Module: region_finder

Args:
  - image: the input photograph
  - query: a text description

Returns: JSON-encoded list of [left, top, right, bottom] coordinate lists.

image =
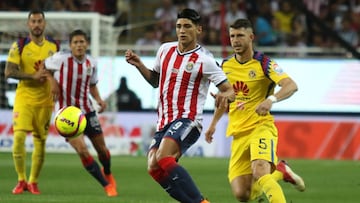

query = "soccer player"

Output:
[[42, 29, 117, 197], [125, 8, 235, 203], [4, 10, 60, 195], [205, 19, 305, 203]]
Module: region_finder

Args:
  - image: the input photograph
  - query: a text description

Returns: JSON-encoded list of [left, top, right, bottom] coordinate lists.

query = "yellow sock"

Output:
[[249, 180, 263, 200], [29, 136, 46, 183], [258, 174, 286, 203], [12, 131, 27, 181], [271, 169, 284, 181]]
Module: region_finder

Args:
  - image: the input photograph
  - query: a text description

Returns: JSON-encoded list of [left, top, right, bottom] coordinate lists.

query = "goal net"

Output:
[[0, 11, 115, 57]]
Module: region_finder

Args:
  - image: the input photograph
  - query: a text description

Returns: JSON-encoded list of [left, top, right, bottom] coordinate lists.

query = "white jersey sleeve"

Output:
[[44, 51, 66, 71]]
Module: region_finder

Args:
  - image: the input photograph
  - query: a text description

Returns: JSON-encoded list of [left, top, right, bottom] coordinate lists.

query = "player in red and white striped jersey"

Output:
[[126, 8, 234, 203], [44, 29, 117, 197]]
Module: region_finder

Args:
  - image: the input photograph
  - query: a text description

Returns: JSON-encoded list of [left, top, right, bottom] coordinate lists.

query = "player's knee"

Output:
[[251, 159, 272, 180], [233, 189, 250, 202]]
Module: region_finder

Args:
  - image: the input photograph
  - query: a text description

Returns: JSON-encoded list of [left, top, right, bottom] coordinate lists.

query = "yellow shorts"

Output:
[[13, 104, 53, 139], [228, 121, 278, 183]]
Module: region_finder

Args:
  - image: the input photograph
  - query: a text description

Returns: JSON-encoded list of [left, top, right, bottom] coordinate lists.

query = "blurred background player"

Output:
[[125, 8, 234, 203], [205, 19, 305, 203], [4, 10, 60, 195], [43, 29, 117, 197]]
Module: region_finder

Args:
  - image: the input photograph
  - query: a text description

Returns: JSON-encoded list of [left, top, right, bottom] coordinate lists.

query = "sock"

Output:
[[98, 149, 111, 175], [258, 174, 286, 203], [81, 155, 108, 187], [249, 180, 263, 201], [271, 169, 284, 181], [149, 168, 193, 203], [29, 136, 46, 183], [158, 157, 203, 202], [12, 131, 27, 181]]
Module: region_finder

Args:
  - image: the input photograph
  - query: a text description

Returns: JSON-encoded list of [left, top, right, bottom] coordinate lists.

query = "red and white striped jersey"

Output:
[[45, 51, 98, 113], [153, 42, 227, 131]]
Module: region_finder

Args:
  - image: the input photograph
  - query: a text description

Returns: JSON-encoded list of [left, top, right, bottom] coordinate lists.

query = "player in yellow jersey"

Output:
[[5, 10, 59, 195], [205, 19, 305, 203]]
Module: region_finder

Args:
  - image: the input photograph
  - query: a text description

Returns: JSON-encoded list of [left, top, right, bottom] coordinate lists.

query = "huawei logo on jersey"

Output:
[[233, 81, 249, 96]]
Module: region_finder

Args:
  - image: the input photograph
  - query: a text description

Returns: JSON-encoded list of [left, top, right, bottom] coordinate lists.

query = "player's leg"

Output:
[[12, 130, 28, 194], [85, 112, 117, 189], [11, 104, 33, 194], [156, 119, 206, 202], [27, 107, 52, 194], [68, 135, 116, 197], [228, 133, 257, 202], [89, 134, 117, 188], [250, 122, 285, 203], [147, 126, 194, 203]]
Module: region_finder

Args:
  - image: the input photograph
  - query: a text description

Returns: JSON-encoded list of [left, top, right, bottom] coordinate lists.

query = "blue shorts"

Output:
[[149, 118, 201, 155], [84, 111, 103, 137]]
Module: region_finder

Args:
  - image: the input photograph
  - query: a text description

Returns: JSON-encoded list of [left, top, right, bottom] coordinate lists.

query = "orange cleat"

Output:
[[12, 181, 28, 194], [101, 168, 117, 189], [27, 182, 41, 195], [277, 160, 305, 192], [200, 199, 210, 203], [104, 184, 118, 197]]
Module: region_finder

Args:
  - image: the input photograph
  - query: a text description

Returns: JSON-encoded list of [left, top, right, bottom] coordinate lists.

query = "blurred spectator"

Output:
[[337, 15, 359, 47], [135, 26, 161, 55], [187, 0, 213, 19], [116, 77, 142, 111], [252, 0, 278, 46], [225, 0, 247, 26], [202, 28, 221, 45], [273, 0, 296, 43], [154, 0, 178, 40]]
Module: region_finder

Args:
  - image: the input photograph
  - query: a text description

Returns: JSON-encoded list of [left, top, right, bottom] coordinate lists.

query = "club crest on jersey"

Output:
[[185, 62, 194, 72], [86, 62, 92, 75], [248, 70, 256, 79], [273, 63, 284, 75]]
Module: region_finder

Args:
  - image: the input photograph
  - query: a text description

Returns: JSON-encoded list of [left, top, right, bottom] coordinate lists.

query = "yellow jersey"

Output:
[[222, 51, 289, 136], [7, 36, 59, 107]]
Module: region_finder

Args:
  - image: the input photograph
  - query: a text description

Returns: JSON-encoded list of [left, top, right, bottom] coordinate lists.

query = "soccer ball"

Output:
[[54, 106, 87, 138]]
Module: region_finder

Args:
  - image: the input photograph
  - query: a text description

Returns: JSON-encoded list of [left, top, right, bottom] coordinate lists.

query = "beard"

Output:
[[31, 29, 43, 38]]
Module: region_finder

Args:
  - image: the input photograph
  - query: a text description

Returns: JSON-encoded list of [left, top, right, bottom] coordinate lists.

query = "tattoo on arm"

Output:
[[5, 62, 33, 80]]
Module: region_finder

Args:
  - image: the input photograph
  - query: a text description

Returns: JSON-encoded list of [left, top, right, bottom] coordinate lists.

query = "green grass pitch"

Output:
[[0, 152, 359, 203]]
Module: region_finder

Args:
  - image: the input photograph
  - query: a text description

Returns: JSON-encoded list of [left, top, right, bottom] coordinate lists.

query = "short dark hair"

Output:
[[177, 8, 201, 25], [28, 10, 45, 19], [69, 29, 88, 42], [229, 19, 253, 30]]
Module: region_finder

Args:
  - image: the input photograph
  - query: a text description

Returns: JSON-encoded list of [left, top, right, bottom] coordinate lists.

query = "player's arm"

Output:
[[125, 49, 159, 88], [4, 61, 46, 81], [271, 77, 298, 102], [256, 77, 298, 116], [90, 84, 106, 113], [205, 97, 228, 143]]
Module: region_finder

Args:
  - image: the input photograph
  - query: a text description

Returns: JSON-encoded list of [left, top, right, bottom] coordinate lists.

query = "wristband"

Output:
[[267, 95, 277, 103]]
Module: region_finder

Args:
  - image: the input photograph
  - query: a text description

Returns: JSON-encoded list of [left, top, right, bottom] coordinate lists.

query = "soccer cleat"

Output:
[[27, 182, 41, 195], [277, 160, 306, 192], [101, 168, 117, 189], [12, 181, 28, 194], [200, 198, 210, 203], [104, 184, 118, 197]]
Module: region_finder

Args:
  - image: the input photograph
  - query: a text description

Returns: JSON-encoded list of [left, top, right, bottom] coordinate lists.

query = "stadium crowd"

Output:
[[0, 0, 359, 50]]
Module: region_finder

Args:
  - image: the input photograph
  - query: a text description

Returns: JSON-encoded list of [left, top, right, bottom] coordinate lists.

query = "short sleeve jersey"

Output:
[[153, 42, 227, 131], [222, 51, 289, 136], [45, 51, 98, 113], [7, 36, 59, 107]]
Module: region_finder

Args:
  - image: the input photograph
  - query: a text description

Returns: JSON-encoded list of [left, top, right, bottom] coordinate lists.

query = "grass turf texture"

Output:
[[0, 152, 359, 203]]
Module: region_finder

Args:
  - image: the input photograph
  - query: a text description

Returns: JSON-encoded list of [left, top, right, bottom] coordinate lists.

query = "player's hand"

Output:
[[255, 99, 272, 116], [125, 49, 141, 67], [33, 60, 47, 82], [49, 77, 60, 101], [205, 126, 215, 144], [97, 99, 107, 113]]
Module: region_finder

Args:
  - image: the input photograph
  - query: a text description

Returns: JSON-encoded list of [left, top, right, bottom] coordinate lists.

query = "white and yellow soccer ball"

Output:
[[54, 106, 87, 138]]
